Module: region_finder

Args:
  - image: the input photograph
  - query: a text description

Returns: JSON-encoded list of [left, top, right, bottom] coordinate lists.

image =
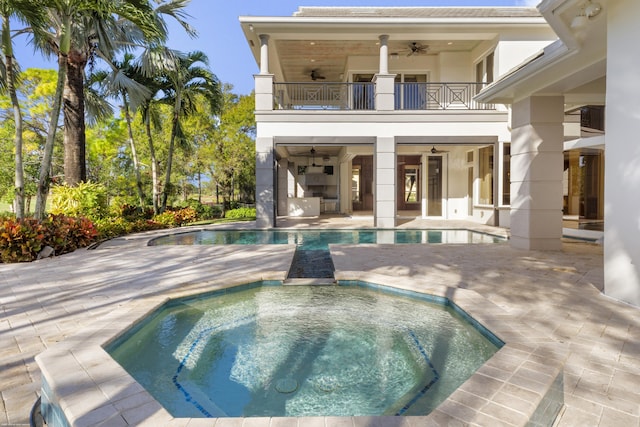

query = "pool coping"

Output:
[[36, 253, 567, 427]]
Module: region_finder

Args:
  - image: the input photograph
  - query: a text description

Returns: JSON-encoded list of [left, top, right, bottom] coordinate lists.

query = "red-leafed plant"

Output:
[[0, 218, 46, 263]]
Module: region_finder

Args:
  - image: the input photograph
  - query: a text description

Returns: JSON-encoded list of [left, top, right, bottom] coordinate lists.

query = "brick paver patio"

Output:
[[0, 218, 637, 426]]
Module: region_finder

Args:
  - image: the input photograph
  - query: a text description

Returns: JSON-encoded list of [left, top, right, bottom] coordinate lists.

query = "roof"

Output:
[[293, 7, 542, 19]]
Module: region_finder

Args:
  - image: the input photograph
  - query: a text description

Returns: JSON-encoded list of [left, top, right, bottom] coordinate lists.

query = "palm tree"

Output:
[[143, 49, 222, 211], [93, 53, 152, 208], [31, 0, 164, 218], [93, 1, 197, 210], [31, 1, 163, 188], [0, 0, 46, 218]]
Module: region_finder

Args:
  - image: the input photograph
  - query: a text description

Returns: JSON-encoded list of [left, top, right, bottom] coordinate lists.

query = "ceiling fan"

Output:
[[310, 69, 326, 81], [404, 42, 429, 56], [430, 145, 449, 154]]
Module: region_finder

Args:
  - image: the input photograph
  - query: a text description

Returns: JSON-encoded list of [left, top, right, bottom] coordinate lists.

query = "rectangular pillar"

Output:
[[509, 96, 564, 250], [374, 74, 395, 111], [254, 74, 274, 111], [256, 136, 275, 228], [374, 136, 396, 228], [604, 0, 640, 306], [276, 158, 290, 216]]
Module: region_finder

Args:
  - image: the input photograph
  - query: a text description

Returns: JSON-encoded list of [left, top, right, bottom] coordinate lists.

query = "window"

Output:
[[475, 51, 495, 84], [502, 144, 510, 205], [479, 146, 493, 205], [394, 74, 428, 109], [404, 166, 420, 203], [352, 166, 361, 202]]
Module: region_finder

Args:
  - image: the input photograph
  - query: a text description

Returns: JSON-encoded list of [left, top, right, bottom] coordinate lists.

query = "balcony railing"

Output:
[[273, 82, 374, 110], [395, 82, 494, 110], [272, 82, 495, 111]]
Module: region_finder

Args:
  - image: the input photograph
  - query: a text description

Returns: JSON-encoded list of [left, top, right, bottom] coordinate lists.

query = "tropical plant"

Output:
[[0, 0, 46, 218], [202, 87, 255, 212], [92, 53, 151, 207], [29, 1, 164, 189], [141, 48, 222, 212]]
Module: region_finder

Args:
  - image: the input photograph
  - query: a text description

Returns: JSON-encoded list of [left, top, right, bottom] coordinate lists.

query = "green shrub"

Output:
[[224, 207, 256, 220], [174, 199, 222, 220], [152, 211, 178, 227], [201, 204, 222, 220], [50, 182, 108, 220], [93, 216, 167, 240], [152, 207, 198, 227], [0, 218, 45, 263]]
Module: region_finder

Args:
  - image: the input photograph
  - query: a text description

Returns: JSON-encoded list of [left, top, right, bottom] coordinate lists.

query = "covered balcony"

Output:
[[272, 81, 495, 111]]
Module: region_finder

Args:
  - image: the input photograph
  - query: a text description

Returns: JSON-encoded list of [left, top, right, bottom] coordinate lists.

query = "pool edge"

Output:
[[36, 274, 566, 427]]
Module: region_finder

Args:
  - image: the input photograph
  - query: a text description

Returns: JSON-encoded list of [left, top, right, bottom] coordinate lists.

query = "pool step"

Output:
[[287, 248, 335, 279], [283, 278, 337, 286]]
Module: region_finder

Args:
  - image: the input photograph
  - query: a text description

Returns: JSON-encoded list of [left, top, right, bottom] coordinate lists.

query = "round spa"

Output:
[[106, 282, 502, 418]]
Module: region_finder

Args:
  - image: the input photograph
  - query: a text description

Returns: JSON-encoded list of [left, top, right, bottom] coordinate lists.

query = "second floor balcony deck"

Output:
[[272, 82, 495, 111]]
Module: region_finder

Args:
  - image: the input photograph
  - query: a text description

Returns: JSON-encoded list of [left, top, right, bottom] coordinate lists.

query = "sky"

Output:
[[13, 0, 539, 95]]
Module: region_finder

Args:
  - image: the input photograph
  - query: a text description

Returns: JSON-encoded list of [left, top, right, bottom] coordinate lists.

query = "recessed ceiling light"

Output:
[[310, 41, 316, 45], [310, 59, 316, 62], [447, 42, 454, 45]]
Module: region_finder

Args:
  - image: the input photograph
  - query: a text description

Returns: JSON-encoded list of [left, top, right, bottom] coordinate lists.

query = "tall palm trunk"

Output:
[[160, 109, 179, 211], [35, 53, 67, 220], [123, 97, 145, 208], [63, 50, 87, 186], [145, 116, 160, 215], [2, 16, 24, 218]]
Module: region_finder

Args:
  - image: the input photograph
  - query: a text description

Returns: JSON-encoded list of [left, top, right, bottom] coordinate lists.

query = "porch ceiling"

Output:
[[276, 39, 480, 83]]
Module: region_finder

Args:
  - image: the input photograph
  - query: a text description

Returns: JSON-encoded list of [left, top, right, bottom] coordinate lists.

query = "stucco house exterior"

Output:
[[239, 6, 557, 229], [241, 1, 639, 308], [476, 0, 639, 307]]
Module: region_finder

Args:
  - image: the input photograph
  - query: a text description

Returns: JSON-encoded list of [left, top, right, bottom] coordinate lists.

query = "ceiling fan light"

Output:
[[585, 2, 602, 18], [571, 14, 588, 29]]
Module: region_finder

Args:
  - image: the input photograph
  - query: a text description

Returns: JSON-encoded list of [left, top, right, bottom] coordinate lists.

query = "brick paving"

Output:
[[0, 217, 637, 426]]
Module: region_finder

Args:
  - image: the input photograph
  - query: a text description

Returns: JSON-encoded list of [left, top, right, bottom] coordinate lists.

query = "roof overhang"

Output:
[[475, 0, 608, 107]]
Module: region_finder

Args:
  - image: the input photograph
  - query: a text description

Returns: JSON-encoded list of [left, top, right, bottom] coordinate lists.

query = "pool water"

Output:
[[149, 229, 505, 250], [107, 284, 501, 418]]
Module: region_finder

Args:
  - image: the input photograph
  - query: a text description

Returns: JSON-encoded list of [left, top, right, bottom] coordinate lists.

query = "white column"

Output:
[[374, 136, 396, 228], [510, 96, 564, 250], [374, 34, 395, 111], [604, 0, 640, 306], [276, 158, 290, 216], [256, 136, 275, 228], [379, 35, 389, 74], [254, 34, 274, 111], [259, 34, 270, 74], [421, 153, 428, 217], [340, 159, 352, 214]]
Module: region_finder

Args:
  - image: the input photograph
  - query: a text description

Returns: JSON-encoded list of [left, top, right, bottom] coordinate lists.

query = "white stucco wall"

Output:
[[494, 41, 555, 77], [438, 52, 473, 81], [604, 0, 640, 306]]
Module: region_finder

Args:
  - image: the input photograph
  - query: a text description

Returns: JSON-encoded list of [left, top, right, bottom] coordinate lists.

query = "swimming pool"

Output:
[[106, 282, 501, 418], [149, 229, 506, 249]]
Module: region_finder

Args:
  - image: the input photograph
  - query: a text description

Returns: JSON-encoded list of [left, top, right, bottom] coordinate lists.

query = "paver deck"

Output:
[[0, 216, 637, 426]]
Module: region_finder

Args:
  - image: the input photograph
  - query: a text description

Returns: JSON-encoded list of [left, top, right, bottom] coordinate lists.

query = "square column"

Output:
[[509, 96, 564, 250], [374, 136, 396, 228], [256, 136, 275, 228], [374, 74, 395, 111], [254, 74, 274, 111], [276, 158, 291, 216], [604, 0, 640, 306]]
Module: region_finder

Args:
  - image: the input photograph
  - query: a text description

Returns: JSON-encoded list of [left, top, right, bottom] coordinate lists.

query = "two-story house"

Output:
[[240, 6, 557, 229]]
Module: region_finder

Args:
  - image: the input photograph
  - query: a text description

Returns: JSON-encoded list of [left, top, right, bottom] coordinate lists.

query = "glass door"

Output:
[[428, 156, 442, 216]]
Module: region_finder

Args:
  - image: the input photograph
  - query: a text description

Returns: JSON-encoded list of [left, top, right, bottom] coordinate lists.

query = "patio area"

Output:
[[0, 216, 637, 426]]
